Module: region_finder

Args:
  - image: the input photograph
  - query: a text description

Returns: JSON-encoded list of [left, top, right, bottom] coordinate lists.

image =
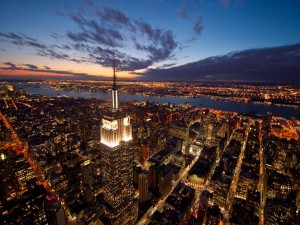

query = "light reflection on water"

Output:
[[12, 83, 300, 119]]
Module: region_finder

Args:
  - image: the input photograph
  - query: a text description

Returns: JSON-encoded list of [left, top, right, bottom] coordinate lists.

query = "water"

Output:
[[11, 83, 300, 119]]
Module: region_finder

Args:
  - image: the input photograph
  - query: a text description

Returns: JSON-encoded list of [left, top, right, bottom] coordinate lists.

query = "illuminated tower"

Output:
[[99, 55, 137, 225], [111, 56, 119, 110]]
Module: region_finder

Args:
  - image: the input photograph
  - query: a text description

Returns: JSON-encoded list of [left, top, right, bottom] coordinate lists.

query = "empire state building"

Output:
[[100, 57, 138, 225]]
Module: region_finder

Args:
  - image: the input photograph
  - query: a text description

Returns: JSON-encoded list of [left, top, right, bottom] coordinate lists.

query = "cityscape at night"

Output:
[[1, 0, 300, 225]]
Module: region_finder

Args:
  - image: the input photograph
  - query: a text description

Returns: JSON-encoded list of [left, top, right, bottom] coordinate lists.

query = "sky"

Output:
[[0, 0, 300, 82]]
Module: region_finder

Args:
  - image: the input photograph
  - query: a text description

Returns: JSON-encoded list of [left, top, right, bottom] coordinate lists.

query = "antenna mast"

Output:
[[113, 52, 116, 89]]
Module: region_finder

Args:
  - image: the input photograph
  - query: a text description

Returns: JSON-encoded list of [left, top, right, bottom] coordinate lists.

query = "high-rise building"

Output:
[[99, 56, 138, 225], [15, 154, 36, 194], [0, 151, 48, 224], [169, 123, 189, 153], [138, 170, 149, 202], [44, 193, 67, 225], [140, 141, 149, 160], [158, 164, 173, 197], [81, 160, 95, 202]]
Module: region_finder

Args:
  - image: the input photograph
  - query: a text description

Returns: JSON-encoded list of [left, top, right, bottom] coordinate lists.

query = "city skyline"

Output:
[[0, 49, 299, 224], [1, 0, 300, 82], [1, 79, 299, 224], [1, 2, 300, 223]]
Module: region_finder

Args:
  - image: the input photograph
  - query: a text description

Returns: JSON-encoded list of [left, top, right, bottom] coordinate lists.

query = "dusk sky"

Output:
[[0, 0, 300, 82]]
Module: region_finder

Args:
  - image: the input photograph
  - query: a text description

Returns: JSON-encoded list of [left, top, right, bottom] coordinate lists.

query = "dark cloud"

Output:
[[37, 48, 70, 60], [25, 40, 45, 49], [3, 62, 39, 71], [96, 6, 131, 27], [50, 32, 64, 39], [0, 32, 23, 41], [24, 64, 38, 69], [0, 32, 24, 46], [135, 19, 161, 43], [89, 20, 123, 43], [0, 30, 119, 69], [66, 31, 88, 42], [117, 55, 152, 71], [66, 7, 178, 69], [52, 8, 65, 17], [4, 62, 17, 69], [176, 8, 189, 20], [68, 12, 123, 47], [174, 7, 204, 44], [0, 32, 46, 49], [0, 6, 194, 72], [159, 63, 177, 69], [134, 19, 177, 61], [69, 12, 88, 25], [141, 43, 300, 82], [193, 15, 203, 35], [0, 62, 103, 80], [0, 32, 90, 64], [135, 43, 174, 62], [62, 45, 71, 50], [87, 47, 152, 71]]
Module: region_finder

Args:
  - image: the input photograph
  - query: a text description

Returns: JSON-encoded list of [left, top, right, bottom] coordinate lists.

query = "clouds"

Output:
[[176, 8, 189, 20], [0, 61, 100, 80], [4, 62, 17, 69], [142, 43, 300, 82], [175, 6, 203, 43], [0, 32, 46, 49], [193, 15, 203, 35], [134, 19, 177, 61], [0, 32, 89, 64], [0, 32, 64, 59], [0, 4, 195, 73], [67, 11, 124, 47], [96, 6, 131, 27], [24, 64, 38, 69], [2, 2, 298, 83], [65, 7, 179, 70]]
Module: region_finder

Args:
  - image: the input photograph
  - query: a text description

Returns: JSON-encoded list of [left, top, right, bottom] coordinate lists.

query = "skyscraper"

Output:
[[138, 170, 149, 202], [44, 193, 67, 225], [99, 56, 138, 225]]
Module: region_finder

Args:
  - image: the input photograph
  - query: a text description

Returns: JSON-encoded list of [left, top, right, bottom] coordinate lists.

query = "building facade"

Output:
[[138, 170, 149, 202]]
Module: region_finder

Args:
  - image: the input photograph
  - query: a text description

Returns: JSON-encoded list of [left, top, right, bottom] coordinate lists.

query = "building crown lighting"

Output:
[[100, 54, 132, 147]]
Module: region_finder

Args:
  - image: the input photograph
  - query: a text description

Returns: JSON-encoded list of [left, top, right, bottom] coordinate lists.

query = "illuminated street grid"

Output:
[[0, 85, 299, 225]]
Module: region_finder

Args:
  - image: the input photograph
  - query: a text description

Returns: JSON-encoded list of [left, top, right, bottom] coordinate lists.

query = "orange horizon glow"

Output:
[[0, 70, 74, 77], [0, 69, 141, 79]]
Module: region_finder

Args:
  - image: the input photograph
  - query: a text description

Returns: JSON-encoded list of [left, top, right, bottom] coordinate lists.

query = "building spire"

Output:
[[111, 52, 119, 110], [113, 52, 117, 90]]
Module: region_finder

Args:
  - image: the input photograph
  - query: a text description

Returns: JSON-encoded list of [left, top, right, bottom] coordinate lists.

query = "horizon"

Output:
[[1, 78, 300, 87]]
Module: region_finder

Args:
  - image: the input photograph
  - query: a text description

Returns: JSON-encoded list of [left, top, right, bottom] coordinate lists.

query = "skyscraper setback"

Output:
[[99, 56, 138, 224]]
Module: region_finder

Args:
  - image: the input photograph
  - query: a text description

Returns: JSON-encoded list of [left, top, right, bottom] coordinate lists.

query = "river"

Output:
[[11, 83, 300, 119]]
